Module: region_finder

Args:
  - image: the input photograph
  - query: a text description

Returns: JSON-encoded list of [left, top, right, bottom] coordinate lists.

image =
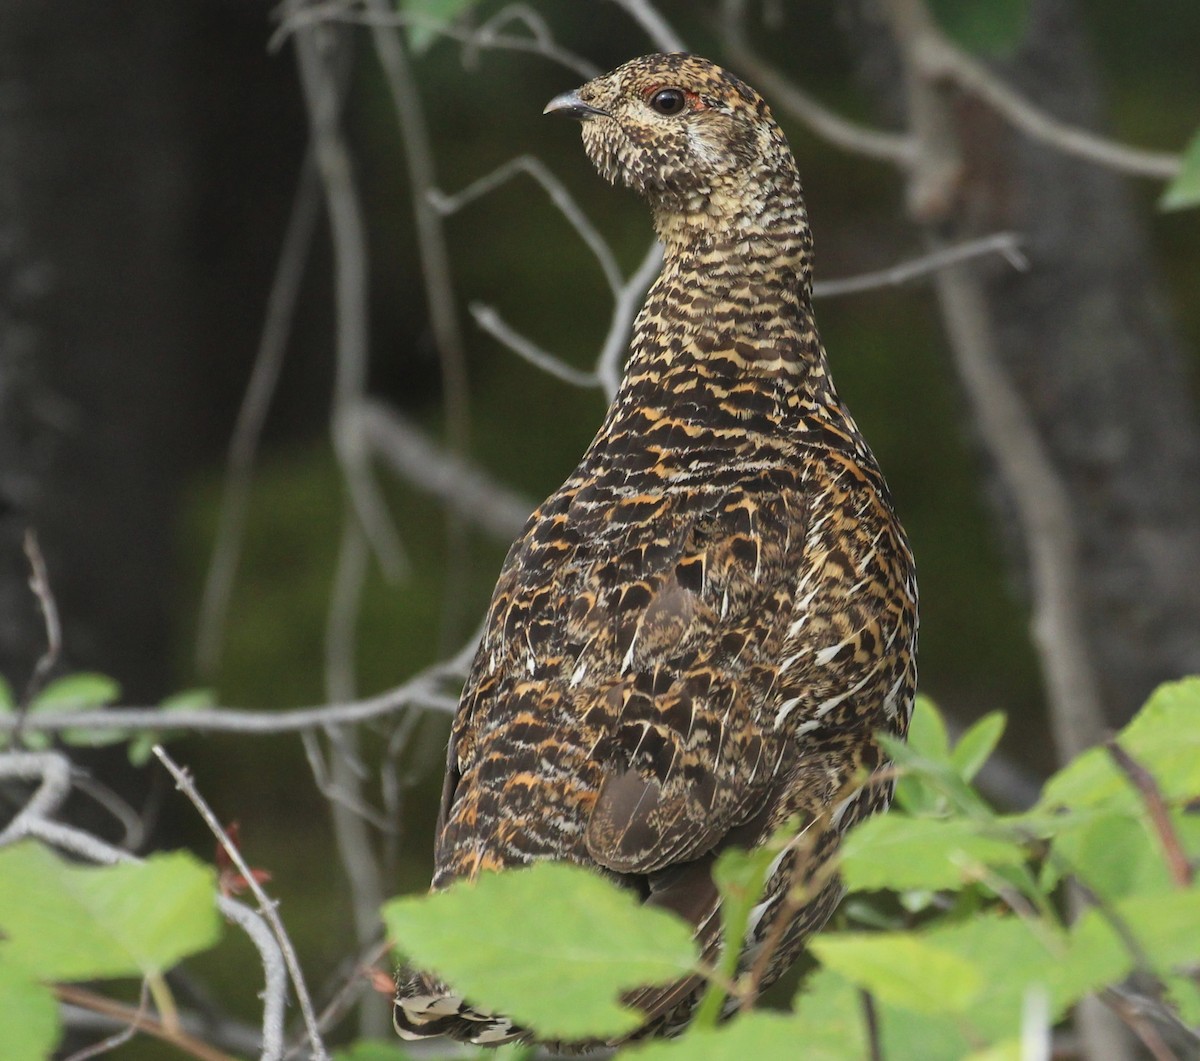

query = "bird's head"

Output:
[[545, 53, 804, 244]]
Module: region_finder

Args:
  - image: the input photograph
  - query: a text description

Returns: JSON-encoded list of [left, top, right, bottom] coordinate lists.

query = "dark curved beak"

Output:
[[543, 89, 608, 120]]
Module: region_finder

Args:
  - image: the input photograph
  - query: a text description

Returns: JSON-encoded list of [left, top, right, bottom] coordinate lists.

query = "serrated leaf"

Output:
[[383, 861, 698, 1041], [0, 842, 222, 979], [809, 932, 982, 1013], [928, 0, 1029, 56], [401, 0, 480, 53], [0, 959, 60, 1061], [951, 712, 1006, 782], [841, 815, 1027, 892], [1161, 130, 1200, 211], [1039, 678, 1200, 811]]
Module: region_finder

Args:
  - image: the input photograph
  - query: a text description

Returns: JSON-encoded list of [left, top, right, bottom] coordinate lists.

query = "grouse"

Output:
[[395, 52, 918, 1049]]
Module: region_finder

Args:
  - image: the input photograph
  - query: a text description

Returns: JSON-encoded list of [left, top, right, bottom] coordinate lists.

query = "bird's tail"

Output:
[[393, 969, 525, 1047]]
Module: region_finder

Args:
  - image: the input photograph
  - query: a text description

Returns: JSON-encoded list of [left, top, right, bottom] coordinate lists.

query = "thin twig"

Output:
[[720, 0, 915, 166], [69, 771, 148, 851], [152, 745, 330, 1061], [431, 155, 623, 297], [0, 638, 474, 737], [461, 4, 601, 78], [364, 0, 470, 449], [596, 241, 663, 400], [606, 0, 688, 52], [218, 898, 288, 1060], [21, 528, 62, 707], [195, 154, 321, 677], [471, 304, 601, 389], [1103, 990, 1181, 1061], [320, 518, 390, 1037], [60, 982, 148, 1061], [272, 1, 601, 79], [1106, 741, 1194, 887], [358, 400, 533, 539], [812, 232, 1026, 298], [292, 17, 406, 581], [915, 30, 1183, 180], [55, 985, 237, 1061], [860, 989, 884, 1061]]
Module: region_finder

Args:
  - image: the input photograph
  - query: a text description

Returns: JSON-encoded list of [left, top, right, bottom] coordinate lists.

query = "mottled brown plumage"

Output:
[[395, 52, 917, 1049]]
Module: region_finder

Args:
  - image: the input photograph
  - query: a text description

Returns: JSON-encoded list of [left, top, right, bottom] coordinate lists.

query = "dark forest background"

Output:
[[2, 0, 1198, 1052]]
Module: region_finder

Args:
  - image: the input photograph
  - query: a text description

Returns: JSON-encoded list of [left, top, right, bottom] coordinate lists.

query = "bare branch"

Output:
[[461, 4, 601, 78], [320, 517, 391, 1037], [292, 16, 407, 580], [720, 0, 915, 165], [358, 400, 534, 539], [365, 0, 471, 460], [0, 750, 73, 846], [217, 900, 288, 1061], [60, 982, 148, 1061], [914, 30, 1183, 180], [153, 745, 330, 1061], [813, 232, 1026, 299], [606, 0, 687, 53], [431, 155, 624, 297], [21, 528, 62, 707], [471, 303, 602, 389], [0, 642, 471, 738], [273, 1, 601, 79], [596, 241, 663, 400], [195, 156, 321, 677], [54, 985, 237, 1061]]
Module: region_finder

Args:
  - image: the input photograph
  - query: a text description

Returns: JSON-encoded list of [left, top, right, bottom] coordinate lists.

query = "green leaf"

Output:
[[383, 861, 698, 1041], [30, 672, 121, 711], [28, 672, 125, 748], [692, 834, 786, 1028], [0, 842, 222, 980], [0, 959, 60, 1061], [951, 712, 1006, 782], [841, 815, 1027, 893], [630, 1007, 861, 1061], [401, 0, 480, 53], [881, 732, 994, 819], [1039, 678, 1200, 811], [906, 695, 950, 762], [809, 932, 983, 1014], [963, 1041, 1022, 1061], [0, 675, 14, 711], [1160, 129, 1200, 211], [1049, 811, 1176, 903], [927, 0, 1029, 56]]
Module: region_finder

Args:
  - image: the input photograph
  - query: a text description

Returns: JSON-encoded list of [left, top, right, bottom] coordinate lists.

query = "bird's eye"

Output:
[[649, 88, 687, 116]]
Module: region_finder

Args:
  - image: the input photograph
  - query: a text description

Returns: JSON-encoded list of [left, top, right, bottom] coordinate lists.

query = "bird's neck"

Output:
[[622, 182, 835, 409]]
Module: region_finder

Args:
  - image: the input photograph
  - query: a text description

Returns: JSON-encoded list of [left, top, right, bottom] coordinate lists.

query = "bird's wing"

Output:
[[570, 466, 810, 876]]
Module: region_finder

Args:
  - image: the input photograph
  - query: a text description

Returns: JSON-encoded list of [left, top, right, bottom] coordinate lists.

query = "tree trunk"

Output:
[[844, 0, 1200, 727]]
